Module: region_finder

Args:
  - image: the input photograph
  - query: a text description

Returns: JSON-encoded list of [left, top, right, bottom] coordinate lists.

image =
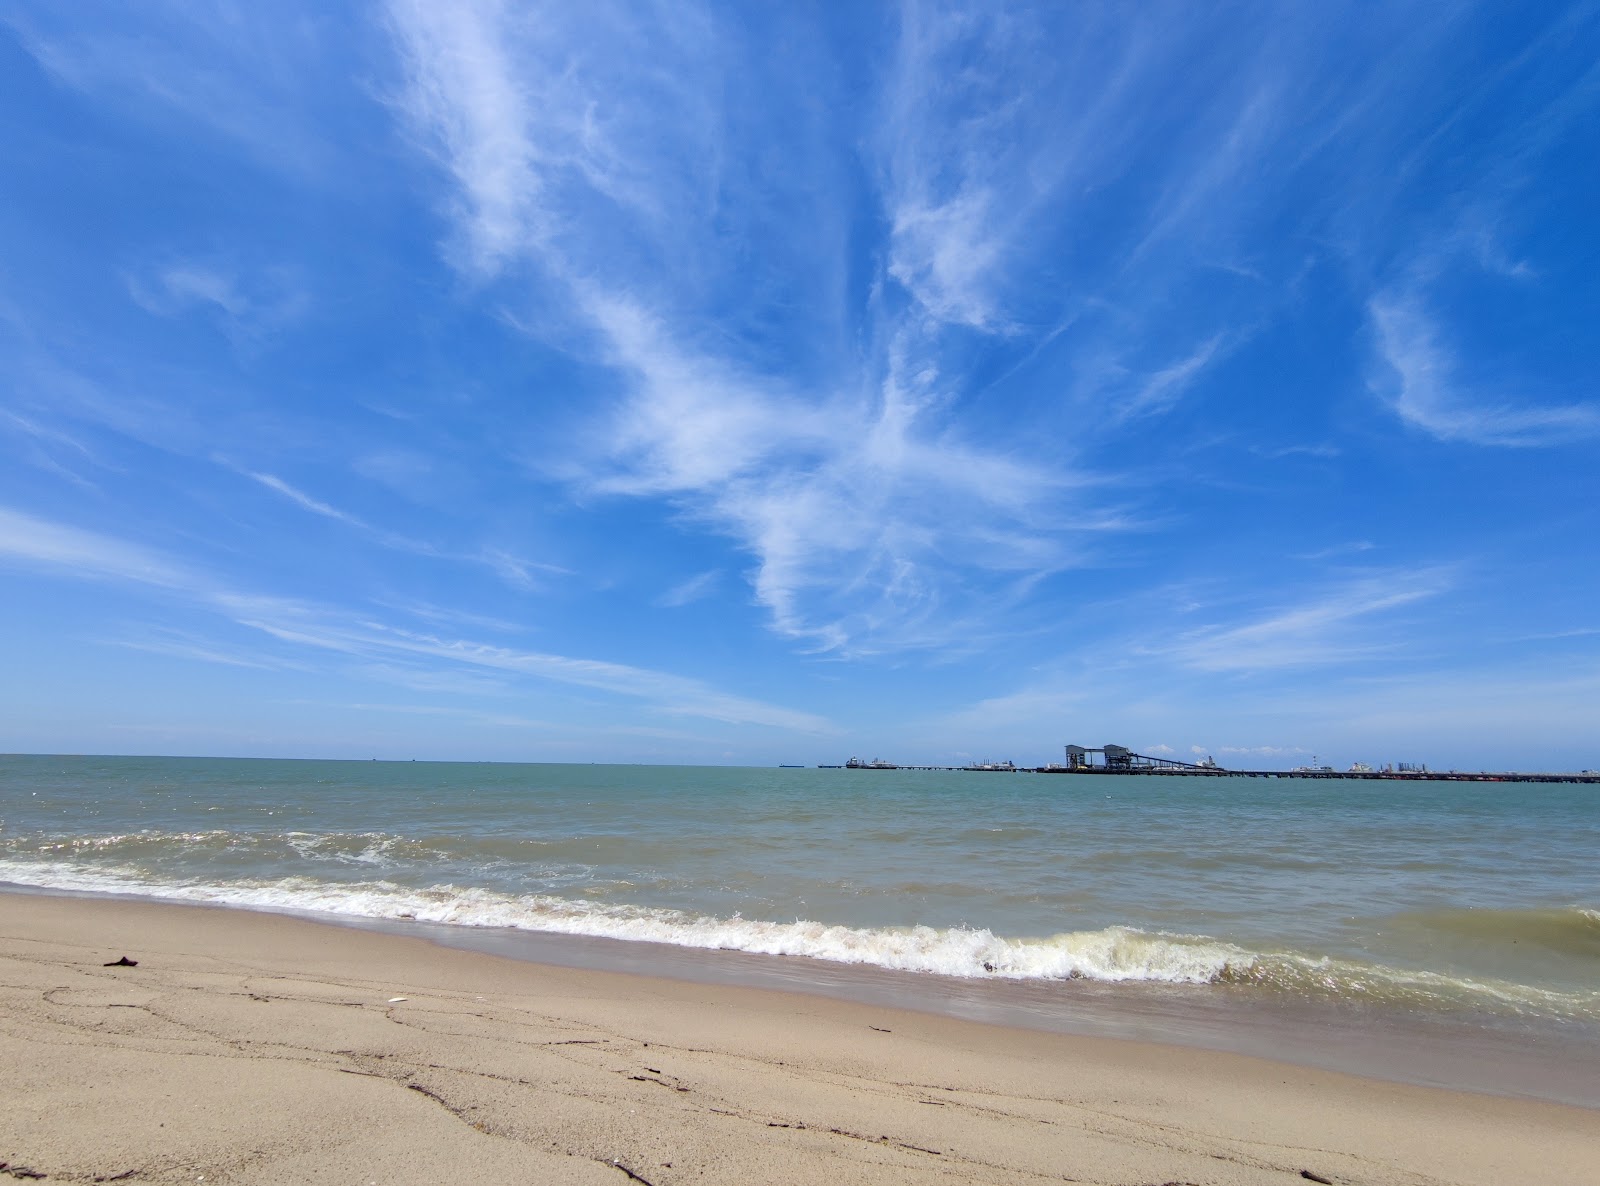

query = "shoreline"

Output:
[[8, 881, 1600, 1111], [3, 893, 1596, 1185]]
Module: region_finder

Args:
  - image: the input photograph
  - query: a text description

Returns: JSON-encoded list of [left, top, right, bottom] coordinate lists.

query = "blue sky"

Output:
[[2, 2, 1597, 769]]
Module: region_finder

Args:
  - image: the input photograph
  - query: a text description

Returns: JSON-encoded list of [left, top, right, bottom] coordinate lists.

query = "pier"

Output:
[[1035, 765, 1600, 784], [817, 743, 1600, 784], [1048, 743, 1600, 783]]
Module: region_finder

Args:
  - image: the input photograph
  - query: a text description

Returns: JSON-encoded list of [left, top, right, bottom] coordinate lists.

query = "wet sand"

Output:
[[3, 893, 1596, 1185]]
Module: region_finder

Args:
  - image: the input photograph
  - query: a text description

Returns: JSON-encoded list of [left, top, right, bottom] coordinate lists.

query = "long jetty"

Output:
[[821, 745, 1600, 784], [1031, 766, 1600, 784]]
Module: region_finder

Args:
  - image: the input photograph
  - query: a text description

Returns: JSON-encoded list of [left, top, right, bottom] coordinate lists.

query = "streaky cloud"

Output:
[[386, 0, 1104, 654], [0, 508, 831, 733], [1370, 293, 1600, 447], [246, 471, 369, 529], [238, 467, 564, 592], [656, 570, 721, 609], [1158, 570, 1453, 672], [0, 506, 189, 589]]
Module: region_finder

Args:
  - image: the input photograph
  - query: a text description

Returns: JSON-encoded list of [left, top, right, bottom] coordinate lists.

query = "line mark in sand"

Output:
[[629, 1075, 691, 1092], [762, 1121, 942, 1156]]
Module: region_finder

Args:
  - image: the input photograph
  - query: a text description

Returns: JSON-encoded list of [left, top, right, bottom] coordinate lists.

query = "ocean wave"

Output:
[[0, 858, 1240, 982], [2, 858, 1596, 1021], [0, 827, 598, 879]]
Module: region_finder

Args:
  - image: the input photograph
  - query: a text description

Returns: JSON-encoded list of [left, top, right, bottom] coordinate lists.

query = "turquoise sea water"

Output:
[[4, 754, 1597, 1038]]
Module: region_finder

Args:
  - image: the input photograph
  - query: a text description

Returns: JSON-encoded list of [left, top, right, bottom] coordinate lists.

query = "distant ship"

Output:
[[960, 760, 1017, 772], [845, 757, 899, 769]]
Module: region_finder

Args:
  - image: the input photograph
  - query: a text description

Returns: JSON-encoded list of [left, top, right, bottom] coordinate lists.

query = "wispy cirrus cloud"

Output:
[[126, 259, 310, 342], [246, 471, 368, 530], [386, 0, 1093, 654], [934, 567, 1457, 743], [237, 467, 565, 592], [656, 570, 721, 609], [6, 1, 357, 179], [0, 408, 101, 488], [0, 507, 830, 732], [0, 506, 188, 588], [1119, 335, 1227, 421], [1156, 569, 1453, 672], [1370, 291, 1600, 446], [390, 0, 1559, 661], [225, 602, 833, 732], [104, 627, 308, 672]]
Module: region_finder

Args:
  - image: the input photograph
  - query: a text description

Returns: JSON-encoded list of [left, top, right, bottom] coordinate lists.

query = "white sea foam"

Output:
[[4, 859, 1595, 1020], [0, 858, 1246, 983]]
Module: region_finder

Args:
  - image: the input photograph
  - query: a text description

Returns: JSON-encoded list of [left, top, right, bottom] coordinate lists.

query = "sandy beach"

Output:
[[0, 894, 1594, 1185]]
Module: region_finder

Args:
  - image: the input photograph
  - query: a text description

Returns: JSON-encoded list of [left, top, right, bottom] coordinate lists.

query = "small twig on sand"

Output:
[[605, 1158, 656, 1185]]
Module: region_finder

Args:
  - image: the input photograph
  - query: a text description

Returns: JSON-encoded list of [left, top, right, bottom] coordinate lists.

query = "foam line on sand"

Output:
[[2, 894, 1595, 1185]]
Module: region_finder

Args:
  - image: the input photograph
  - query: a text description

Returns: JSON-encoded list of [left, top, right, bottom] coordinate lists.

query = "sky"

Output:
[[2, 2, 1598, 770]]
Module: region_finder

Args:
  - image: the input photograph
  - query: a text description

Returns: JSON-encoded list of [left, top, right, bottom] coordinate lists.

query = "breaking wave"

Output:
[[2, 857, 1596, 1021]]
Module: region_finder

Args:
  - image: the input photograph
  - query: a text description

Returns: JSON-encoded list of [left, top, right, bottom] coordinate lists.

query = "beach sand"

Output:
[[2, 894, 1594, 1185]]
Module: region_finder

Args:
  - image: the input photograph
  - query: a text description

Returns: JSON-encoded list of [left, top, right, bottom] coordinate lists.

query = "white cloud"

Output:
[[0, 507, 830, 732], [386, 0, 551, 272], [166, 263, 241, 307], [0, 506, 188, 588], [246, 471, 367, 529], [227, 609, 834, 732], [237, 467, 564, 592], [874, 5, 1058, 334], [374, 598, 527, 635], [656, 569, 721, 608], [1121, 335, 1225, 420], [1292, 541, 1376, 562], [1370, 293, 1600, 446], [6, 4, 344, 178], [126, 260, 309, 340], [1251, 443, 1341, 460], [1159, 570, 1451, 672], [476, 548, 566, 593], [105, 629, 304, 671], [384, 1, 1093, 654], [0, 409, 101, 487]]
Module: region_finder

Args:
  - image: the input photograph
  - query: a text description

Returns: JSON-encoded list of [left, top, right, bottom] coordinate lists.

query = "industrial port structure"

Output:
[[821, 745, 1600, 784]]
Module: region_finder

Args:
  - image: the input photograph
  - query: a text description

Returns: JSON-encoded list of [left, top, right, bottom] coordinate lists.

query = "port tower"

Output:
[[1063, 744, 1221, 772]]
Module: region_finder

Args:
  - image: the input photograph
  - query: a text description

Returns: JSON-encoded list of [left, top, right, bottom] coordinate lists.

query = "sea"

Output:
[[4, 755, 1597, 1104]]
